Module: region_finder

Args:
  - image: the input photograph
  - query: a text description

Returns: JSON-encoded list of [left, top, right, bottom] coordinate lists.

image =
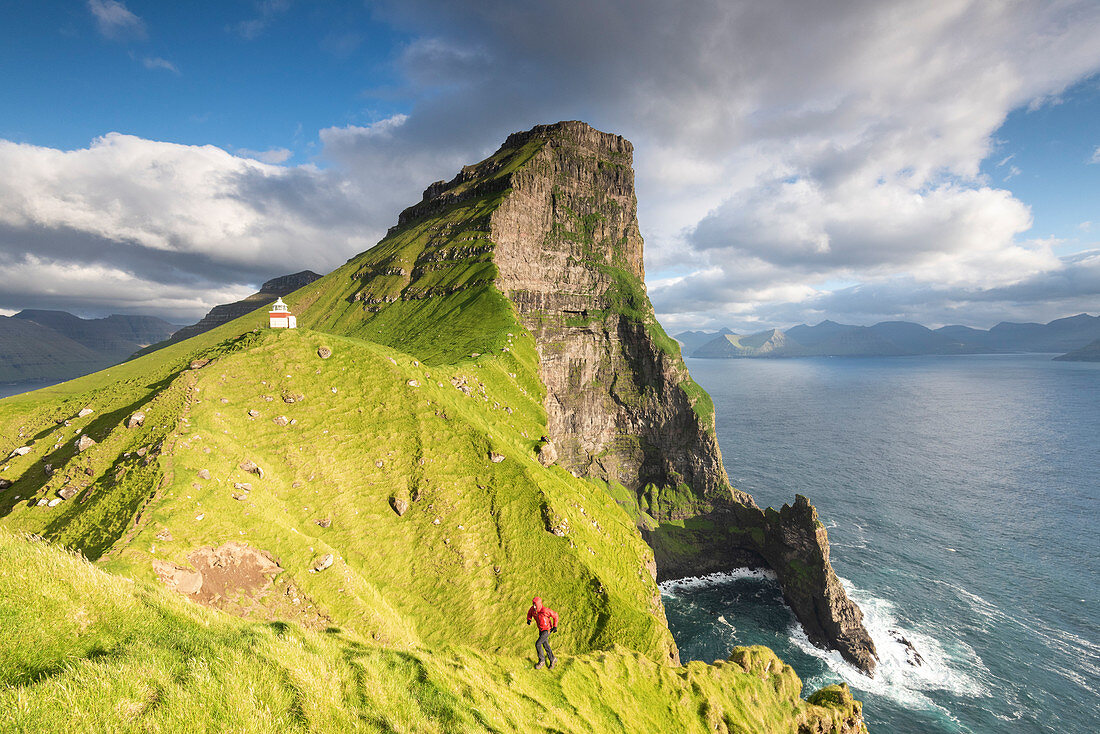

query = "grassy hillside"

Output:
[[1, 529, 865, 733], [0, 127, 868, 730]]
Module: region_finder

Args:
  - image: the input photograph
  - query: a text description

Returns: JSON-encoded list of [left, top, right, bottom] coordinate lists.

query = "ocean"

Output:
[[664, 354, 1100, 733]]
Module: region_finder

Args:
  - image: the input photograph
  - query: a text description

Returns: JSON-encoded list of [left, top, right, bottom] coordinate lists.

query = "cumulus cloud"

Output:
[[7, 0, 1100, 328], [1091, 146, 1100, 164], [236, 147, 292, 164], [0, 135, 375, 319], [87, 0, 146, 40], [341, 0, 1100, 329]]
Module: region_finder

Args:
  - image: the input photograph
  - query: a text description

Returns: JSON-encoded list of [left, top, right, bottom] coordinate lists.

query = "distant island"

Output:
[[677, 314, 1100, 360]]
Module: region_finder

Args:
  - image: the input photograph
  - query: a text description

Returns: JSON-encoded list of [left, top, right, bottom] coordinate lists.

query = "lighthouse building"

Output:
[[268, 297, 297, 329]]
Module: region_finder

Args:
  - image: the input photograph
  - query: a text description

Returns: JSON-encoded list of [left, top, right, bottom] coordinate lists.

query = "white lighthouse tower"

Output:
[[268, 297, 297, 329]]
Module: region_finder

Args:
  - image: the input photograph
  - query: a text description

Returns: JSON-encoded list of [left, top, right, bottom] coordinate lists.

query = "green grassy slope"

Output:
[[0, 128, 868, 730], [0, 530, 866, 734]]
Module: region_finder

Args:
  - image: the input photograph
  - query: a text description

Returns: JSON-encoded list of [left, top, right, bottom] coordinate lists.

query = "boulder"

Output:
[[190, 358, 211, 370], [9, 446, 31, 458], [248, 409, 261, 418], [489, 451, 505, 463], [232, 482, 252, 491], [239, 460, 264, 478], [197, 469, 211, 480], [57, 486, 78, 501], [0, 479, 13, 490], [282, 391, 304, 404], [391, 497, 409, 516], [317, 346, 332, 359], [536, 439, 558, 467], [127, 411, 145, 428], [77, 408, 94, 418], [47, 498, 63, 507], [315, 518, 332, 528], [310, 554, 334, 573], [43, 464, 54, 476], [75, 435, 96, 452], [407, 379, 421, 388], [273, 416, 289, 427]]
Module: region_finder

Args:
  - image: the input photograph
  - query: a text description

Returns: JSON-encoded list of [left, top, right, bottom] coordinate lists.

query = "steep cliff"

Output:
[[384, 121, 877, 673]]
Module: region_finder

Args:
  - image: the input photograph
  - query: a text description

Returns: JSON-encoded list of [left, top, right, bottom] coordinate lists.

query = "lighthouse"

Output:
[[268, 297, 297, 329]]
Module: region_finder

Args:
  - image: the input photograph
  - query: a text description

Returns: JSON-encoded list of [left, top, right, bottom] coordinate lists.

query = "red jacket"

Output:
[[527, 597, 559, 631]]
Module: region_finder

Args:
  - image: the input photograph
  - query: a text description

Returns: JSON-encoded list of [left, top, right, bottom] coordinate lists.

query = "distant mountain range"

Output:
[[0, 311, 178, 383], [679, 314, 1100, 359]]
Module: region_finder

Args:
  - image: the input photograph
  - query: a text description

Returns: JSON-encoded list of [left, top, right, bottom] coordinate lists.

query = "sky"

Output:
[[1, 0, 1098, 332]]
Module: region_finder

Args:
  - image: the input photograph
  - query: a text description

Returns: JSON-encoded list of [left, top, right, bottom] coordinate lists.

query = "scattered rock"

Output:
[[310, 554, 334, 573], [154, 528, 173, 541], [262, 395, 274, 402], [291, 481, 302, 488], [75, 435, 96, 452], [84, 467, 94, 476], [248, 409, 261, 418], [127, 411, 145, 428], [190, 358, 211, 370], [77, 407, 94, 418], [494, 565, 502, 575], [890, 630, 926, 667], [432, 517, 441, 525], [239, 460, 264, 478], [0, 479, 13, 490], [489, 451, 505, 463], [282, 391, 304, 404], [391, 497, 409, 516], [273, 416, 289, 426], [9, 446, 31, 458], [136, 447, 147, 457], [232, 482, 252, 491], [197, 469, 211, 480], [36, 499, 48, 506], [407, 379, 420, 388], [536, 438, 558, 467], [315, 518, 331, 528], [317, 346, 332, 359], [195, 513, 205, 521], [232, 492, 249, 501], [47, 498, 63, 507], [43, 463, 54, 476], [57, 486, 78, 501]]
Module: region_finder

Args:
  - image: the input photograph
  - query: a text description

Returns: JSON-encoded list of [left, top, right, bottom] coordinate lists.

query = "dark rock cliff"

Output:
[[393, 121, 878, 674]]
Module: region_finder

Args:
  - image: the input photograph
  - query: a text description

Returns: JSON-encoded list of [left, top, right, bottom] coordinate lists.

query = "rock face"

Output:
[[389, 121, 877, 673]]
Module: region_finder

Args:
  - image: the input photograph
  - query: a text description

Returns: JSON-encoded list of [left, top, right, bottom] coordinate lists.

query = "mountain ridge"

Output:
[[680, 314, 1100, 358]]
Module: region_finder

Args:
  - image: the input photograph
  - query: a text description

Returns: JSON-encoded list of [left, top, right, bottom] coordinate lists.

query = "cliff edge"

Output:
[[390, 121, 877, 674]]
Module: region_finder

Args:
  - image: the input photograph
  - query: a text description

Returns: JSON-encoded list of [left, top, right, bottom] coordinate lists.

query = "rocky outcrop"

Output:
[[383, 121, 878, 674]]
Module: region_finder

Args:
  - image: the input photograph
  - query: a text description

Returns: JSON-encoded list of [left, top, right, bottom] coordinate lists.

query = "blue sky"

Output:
[[1, 1, 1098, 330]]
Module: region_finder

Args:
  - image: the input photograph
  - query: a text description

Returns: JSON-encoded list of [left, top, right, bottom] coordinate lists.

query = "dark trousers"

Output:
[[536, 629, 555, 664]]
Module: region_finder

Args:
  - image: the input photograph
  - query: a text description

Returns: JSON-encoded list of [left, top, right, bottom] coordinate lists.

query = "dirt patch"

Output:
[[153, 542, 281, 605]]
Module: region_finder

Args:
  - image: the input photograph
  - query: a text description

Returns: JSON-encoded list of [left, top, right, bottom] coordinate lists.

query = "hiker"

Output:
[[526, 596, 559, 669]]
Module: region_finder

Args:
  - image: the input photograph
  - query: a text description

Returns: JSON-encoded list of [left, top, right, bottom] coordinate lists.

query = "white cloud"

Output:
[[236, 147, 292, 164], [141, 56, 179, 74], [0, 134, 376, 319], [1090, 146, 1100, 164], [87, 0, 146, 41]]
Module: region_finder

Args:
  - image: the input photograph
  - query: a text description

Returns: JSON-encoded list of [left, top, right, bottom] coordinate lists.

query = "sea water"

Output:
[[663, 354, 1100, 733]]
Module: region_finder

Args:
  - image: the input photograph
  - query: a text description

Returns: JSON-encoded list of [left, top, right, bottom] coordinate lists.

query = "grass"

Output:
[[0, 125, 868, 731], [0, 529, 865, 733]]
